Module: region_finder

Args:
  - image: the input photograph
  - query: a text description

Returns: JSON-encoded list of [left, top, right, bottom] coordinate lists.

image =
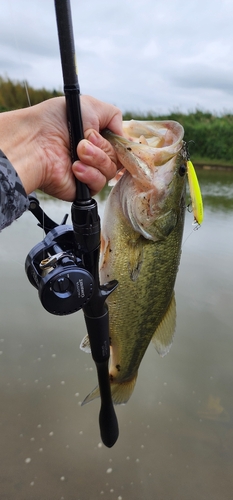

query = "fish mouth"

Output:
[[104, 120, 184, 156], [103, 120, 184, 188], [103, 121, 185, 240]]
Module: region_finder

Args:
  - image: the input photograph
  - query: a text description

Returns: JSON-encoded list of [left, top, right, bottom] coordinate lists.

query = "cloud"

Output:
[[171, 65, 233, 94], [1, 0, 233, 113]]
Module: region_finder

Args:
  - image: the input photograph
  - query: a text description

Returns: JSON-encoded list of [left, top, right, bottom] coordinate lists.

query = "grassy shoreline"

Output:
[[192, 158, 233, 170]]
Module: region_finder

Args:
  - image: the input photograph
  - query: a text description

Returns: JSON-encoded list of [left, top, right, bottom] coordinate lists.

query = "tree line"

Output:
[[1, 76, 233, 165]]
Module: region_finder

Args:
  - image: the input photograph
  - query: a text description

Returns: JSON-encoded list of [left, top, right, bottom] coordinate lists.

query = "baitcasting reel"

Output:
[[25, 193, 98, 316], [25, 223, 94, 316]]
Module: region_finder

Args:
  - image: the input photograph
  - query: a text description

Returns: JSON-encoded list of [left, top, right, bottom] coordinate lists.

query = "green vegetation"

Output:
[[0, 76, 62, 111], [1, 76, 233, 167]]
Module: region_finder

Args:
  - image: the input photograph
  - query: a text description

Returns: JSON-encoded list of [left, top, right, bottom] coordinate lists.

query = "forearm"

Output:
[[0, 106, 44, 195]]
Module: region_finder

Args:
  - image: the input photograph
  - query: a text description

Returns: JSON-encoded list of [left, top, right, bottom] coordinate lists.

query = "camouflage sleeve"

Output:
[[0, 150, 29, 230]]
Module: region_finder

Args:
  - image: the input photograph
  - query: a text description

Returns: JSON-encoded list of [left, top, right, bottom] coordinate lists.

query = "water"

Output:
[[1, 170, 233, 500]]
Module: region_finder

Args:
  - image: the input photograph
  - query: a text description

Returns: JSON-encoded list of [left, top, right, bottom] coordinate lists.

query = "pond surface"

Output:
[[1, 169, 233, 500]]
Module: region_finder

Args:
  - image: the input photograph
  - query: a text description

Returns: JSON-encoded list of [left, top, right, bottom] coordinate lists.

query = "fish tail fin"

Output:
[[82, 374, 138, 406]]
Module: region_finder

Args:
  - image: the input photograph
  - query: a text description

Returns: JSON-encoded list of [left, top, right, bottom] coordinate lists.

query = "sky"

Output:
[[1, 0, 233, 115]]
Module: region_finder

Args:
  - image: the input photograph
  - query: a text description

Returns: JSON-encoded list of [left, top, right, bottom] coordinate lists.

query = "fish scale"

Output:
[[103, 196, 185, 376]]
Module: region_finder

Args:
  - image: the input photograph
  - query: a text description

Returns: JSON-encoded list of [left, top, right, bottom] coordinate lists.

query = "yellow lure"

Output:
[[187, 160, 204, 225]]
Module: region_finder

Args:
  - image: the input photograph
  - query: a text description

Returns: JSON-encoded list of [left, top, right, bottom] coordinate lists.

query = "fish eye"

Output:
[[179, 164, 187, 177]]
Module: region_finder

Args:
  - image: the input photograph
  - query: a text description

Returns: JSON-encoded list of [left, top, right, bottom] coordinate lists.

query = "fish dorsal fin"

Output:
[[152, 293, 176, 356], [80, 334, 91, 354]]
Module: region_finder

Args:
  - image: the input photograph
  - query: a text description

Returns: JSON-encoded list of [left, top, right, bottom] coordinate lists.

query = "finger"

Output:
[[72, 162, 107, 196], [77, 131, 118, 182]]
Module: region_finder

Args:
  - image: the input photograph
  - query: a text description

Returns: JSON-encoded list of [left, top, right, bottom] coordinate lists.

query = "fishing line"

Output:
[[7, 0, 32, 107], [182, 226, 199, 248], [6, 1, 48, 259]]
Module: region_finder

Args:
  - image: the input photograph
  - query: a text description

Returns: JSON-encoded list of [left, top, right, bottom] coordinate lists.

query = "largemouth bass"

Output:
[[82, 120, 187, 405]]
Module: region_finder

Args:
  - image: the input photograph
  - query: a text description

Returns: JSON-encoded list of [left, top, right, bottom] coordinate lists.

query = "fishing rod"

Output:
[[25, 0, 119, 448]]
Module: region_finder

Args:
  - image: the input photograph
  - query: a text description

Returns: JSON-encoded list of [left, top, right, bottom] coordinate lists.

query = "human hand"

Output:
[[74, 95, 123, 196], [0, 95, 122, 200]]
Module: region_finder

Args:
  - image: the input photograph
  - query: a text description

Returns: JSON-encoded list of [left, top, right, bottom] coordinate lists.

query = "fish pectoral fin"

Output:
[[152, 293, 176, 356], [81, 385, 100, 405], [82, 375, 138, 406], [128, 237, 144, 281], [80, 334, 91, 354]]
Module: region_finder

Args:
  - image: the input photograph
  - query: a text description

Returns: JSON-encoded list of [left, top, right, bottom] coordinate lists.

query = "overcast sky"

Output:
[[1, 0, 233, 115]]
